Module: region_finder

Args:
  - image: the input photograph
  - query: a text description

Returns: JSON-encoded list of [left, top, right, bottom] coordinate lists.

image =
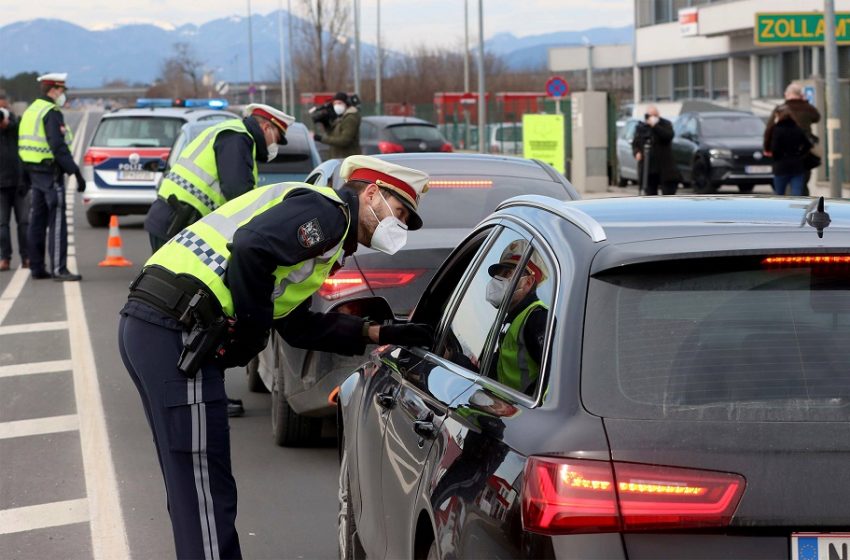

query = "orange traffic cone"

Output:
[[98, 215, 133, 267]]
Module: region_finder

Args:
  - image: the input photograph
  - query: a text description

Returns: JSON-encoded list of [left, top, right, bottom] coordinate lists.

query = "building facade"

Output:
[[634, 0, 850, 115]]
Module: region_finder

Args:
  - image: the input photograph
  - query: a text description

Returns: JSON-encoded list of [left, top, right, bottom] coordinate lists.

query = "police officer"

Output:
[[118, 155, 433, 559], [144, 104, 293, 251], [485, 241, 548, 395], [18, 73, 85, 281]]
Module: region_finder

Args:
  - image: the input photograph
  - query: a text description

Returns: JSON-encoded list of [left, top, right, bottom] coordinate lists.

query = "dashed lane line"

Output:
[[0, 359, 73, 378], [0, 267, 29, 325], [0, 414, 79, 440], [0, 321, 70, 336], [0, 499, 90, 536]]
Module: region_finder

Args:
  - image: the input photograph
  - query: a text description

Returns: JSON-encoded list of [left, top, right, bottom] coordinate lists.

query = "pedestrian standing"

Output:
[[764, 82, 821, 195], [313, 92, 361, 159], [632, 105, 678, 196], [18, 73, 85, 281], [118, 155, 434, 559], [770, 105, 812, 197], [0, 93, 29, 271]]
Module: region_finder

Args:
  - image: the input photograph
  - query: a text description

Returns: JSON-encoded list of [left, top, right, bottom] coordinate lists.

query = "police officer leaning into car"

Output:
[[118, 154, 434, 559], [18, 73, 85, 281], [484, 240, 548, 395], [144, 104, 292, 252]]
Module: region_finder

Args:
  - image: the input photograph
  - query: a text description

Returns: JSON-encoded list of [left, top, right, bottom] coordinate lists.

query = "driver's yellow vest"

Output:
[[157, 119, 258, 218], [496, 300, 547, 392], [146, 183, 349, 319], [18, 98, 58, 164]]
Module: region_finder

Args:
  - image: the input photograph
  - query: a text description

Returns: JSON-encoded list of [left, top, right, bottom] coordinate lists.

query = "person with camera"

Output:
[[18, 73, 84, 281], [0, 93, 29, 271], [118, 155, 433, 559], [632, 105, 677, 196], [763, 82, 821, 196], [313, 91, 361, 159]]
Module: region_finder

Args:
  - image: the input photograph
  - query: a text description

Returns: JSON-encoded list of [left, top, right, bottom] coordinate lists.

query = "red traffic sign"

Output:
[[545, 76, 569, 98]]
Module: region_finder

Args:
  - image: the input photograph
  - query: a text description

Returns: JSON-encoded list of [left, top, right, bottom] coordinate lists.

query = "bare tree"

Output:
[[295, 0, 351, 92], [149, 43, 207, 98]]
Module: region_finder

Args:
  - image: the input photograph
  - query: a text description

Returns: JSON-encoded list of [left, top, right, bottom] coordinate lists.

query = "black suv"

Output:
[[672, 111, 773, 194], [337, 194, 850, 560]]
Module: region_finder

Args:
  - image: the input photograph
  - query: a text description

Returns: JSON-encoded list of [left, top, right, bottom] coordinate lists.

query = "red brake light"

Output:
[[429, 180, 493, 189], [378, 141, 405, 154], [83, 150, 110, 166], [318, 269, 423, 301], [440, 142, 454, 152], [522, 457, 745, 536], [762, 255, 850, 266]]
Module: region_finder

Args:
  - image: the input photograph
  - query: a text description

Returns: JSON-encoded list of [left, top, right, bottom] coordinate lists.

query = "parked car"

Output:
[[672, 111, 773, 194], [360, 116, 454, 155], [488, 122, 523, 155], [614, 117, 640, 186], [254, 153, 579, 446], [337, 194, 850, 559], [81, 106, 236, 227]]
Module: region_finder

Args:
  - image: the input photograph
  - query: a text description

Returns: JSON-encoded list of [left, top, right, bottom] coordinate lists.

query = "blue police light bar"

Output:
[[136, 98, 174, 108], [183, 98, 229, 110]]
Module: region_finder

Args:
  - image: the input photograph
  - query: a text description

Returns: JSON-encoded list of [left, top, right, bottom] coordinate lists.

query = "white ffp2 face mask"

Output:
[[55, 93, 67, 107], [333, 103, 346, 116], [485, 276, 509, 307], [369, 192, 408, 255], [266, 143, 279, 162]]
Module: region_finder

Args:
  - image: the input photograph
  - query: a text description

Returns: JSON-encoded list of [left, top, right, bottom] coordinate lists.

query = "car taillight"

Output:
[[522, 457, 745, 536], [318, 269, 423, 301], [378, 141, 405, 154], [440, 142, 454, 152], [762, 255, 850, 266], [83, 150, 110, 166]]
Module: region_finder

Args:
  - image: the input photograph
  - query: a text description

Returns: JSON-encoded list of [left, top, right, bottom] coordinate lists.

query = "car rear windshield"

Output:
[[257, 130, 315, 174], [417, 175, 569, 228], [582, 257, 850, 422], [387, 124, 445, 142], [92, 117, 184, 148], [700, 116, 765, 138]]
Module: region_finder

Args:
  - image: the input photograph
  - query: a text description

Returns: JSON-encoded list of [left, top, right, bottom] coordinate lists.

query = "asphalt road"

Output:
[[0, 110, 339, 560]]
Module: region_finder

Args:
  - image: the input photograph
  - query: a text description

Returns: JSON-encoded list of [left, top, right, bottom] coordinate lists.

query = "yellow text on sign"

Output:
[[755, 12, 850, 45], [523, 114, 565, 175]]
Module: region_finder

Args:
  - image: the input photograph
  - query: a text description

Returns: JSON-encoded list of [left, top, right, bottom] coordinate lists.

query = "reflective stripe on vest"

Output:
[[157, 119, 258, 217], [18, 99, 57, 164], [145, 183, 349, 319], [497, 300, 547, 392]]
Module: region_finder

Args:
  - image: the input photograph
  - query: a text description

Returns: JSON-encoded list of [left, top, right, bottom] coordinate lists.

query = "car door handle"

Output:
[[375, 392, 396, 409], [413, 420, 437, 439]]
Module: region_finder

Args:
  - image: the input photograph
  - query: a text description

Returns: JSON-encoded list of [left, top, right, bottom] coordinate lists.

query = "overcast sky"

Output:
[[0, 0, 633, 50]]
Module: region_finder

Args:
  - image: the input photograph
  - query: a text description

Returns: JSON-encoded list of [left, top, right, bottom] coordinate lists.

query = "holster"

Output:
[[165, 195, 202, 239], [177, 301, 233, 378]]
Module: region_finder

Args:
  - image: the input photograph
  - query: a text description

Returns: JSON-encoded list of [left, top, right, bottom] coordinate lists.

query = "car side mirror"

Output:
[[328, 295, 397, 324]]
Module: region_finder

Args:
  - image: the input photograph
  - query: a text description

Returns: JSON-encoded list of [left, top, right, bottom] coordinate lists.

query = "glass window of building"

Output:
[[655, 65, 673, 101], [654, 0, 673, 25], [759, 54, 782, 98], [637, 0, 654, 28], [692, 61, 708, 98], [711, 60, 729, 99], [673, 64, 690, 100]]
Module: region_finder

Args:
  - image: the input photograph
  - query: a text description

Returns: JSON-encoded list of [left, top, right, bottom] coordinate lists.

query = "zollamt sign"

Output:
[[755, 12, 850, 45]]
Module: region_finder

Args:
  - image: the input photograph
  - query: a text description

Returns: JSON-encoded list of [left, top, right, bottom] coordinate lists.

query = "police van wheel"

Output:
[[86, 209, 110, 228], [246, 357, 269, 393], [271, 372, 321, 447]]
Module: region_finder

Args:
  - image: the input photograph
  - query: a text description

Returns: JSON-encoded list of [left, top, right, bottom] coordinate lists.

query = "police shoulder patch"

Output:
[[297, 218, 325, 248]]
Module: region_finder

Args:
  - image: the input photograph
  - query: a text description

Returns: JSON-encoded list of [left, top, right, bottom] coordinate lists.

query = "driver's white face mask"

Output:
[[368, 191, 408, 255], [485, 276, 509, 307]]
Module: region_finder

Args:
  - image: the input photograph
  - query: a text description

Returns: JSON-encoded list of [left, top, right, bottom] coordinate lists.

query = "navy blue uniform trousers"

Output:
[[27, 171, 67, 275], [118, 307, 241, 560]]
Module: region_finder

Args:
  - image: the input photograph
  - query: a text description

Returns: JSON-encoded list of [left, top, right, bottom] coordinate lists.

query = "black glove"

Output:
[[313, 133, 322, 143], [378, 323, 434, 348], [217, 328, 269, 369], [74, 171, 86, 193]]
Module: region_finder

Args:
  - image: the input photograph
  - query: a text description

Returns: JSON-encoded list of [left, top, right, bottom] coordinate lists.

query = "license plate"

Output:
[[745, 165, 772, 174], [792, 532, 850, 559], [117, 170, 155, 181]]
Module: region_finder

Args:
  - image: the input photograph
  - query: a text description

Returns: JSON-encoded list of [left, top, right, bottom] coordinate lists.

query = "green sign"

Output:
[[522, 114, 565, 175], [755, 12, 850, 45]]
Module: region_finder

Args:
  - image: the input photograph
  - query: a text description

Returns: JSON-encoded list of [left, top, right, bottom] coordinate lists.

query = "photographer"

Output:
[[632, 105, 677, 196], [314, 92, 361, 159], [0, 93, 29, 271]]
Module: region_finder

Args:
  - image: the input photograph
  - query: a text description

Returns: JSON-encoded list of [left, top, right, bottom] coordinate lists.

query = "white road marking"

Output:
[[0, 321, 69, 336], [0, 414, 78, 439], [0, 267, 29, 325], [0, 499, 90, 535], [0, 359, 73, 378], [64, 252, 130, 559], [69, 246, 76, 256]]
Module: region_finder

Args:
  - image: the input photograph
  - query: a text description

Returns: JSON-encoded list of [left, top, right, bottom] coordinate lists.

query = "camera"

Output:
[[308, 101, 336, 128]]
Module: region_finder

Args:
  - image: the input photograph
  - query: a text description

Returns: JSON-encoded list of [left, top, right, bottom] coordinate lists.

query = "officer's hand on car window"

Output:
[[377, 323, 435, 349], [74, 171, 86, 193]]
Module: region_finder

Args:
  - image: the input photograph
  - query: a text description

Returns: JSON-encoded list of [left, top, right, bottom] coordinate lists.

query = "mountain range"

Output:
[[0, 13, 633, 86]]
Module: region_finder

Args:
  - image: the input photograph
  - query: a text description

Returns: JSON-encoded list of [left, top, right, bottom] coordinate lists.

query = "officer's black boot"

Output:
[[227, 398, 245, 417], [53, 268, 82, 282]]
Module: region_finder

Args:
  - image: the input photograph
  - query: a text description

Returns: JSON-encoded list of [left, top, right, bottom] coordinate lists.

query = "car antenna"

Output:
[[805, 196, 831, 239]]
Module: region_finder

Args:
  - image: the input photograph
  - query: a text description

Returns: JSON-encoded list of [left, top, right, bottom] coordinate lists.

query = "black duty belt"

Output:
[[128, 266, 223, 327]]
